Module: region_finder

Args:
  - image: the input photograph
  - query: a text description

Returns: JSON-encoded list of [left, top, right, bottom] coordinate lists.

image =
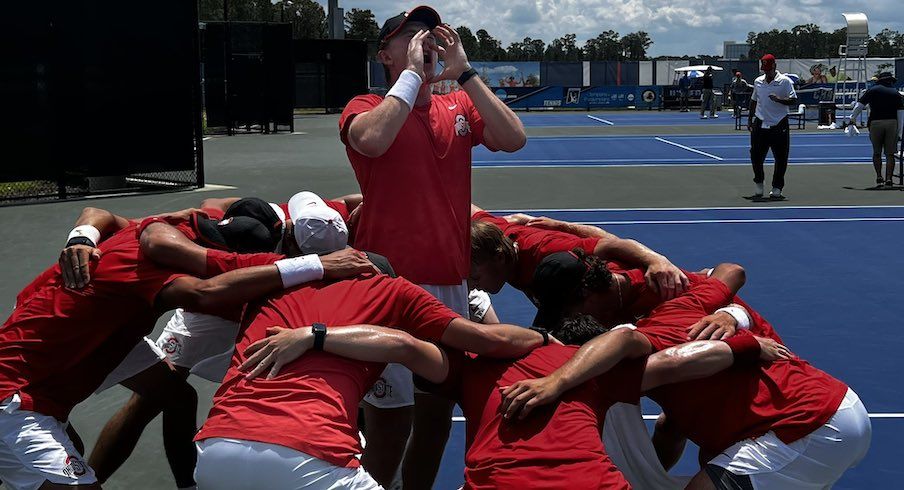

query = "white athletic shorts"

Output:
[[363, 281, 469, 409], [195, 437, 382, 490], [156, 309, 239, 382], [0, 395, 97, 490], [707, 388, 871, 489]]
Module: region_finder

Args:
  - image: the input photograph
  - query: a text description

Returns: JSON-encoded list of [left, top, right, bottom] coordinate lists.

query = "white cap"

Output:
[[286, 191, 349, 255], [268, 202, 287, 231]]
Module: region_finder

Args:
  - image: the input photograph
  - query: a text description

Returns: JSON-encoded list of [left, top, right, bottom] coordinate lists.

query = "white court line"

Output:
[[582, 217, 904, 225], [655, 137, 724, 161], [452, 413, 904, 422], [693, 144, 867, 149], [490, 204, 904, 212], [473, 156, 865, 164], [528, 132, 854, 140], [587, 115, 615, 126], [202, 136, 212, 141], [473, 161, 870, 169]]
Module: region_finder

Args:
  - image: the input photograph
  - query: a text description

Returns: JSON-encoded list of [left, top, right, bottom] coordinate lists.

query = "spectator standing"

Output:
[[678, 72, 691, 112], [700, 66, 717, 118], [848, 72, 904, 186]]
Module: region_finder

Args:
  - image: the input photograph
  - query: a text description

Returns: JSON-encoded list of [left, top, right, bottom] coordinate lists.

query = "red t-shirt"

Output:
[[0, 225, 186, 420], [195, 274, 460, 468], [636, 279, 848, 453], [610, 262, 782, 342], [339, 92, 487, 285], [472, 211, 599, 292], [420, 345, 645, 489]]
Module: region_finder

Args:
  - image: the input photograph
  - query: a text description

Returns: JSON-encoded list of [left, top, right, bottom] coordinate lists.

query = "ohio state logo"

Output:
[[454, 114, 471, 137], [160, 335, 182, 356], [63, 454, 87, 478], [371, 377, 391, 399]]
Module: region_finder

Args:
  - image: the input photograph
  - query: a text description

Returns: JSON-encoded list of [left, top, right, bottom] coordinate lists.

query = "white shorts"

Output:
[[195, 437, 382, 490], [156, 309, 240, 382], [95, 336, 167, 393], [707, 388, 871, 489], [363, 281, 469, 409], [0, 395, 97, 490]]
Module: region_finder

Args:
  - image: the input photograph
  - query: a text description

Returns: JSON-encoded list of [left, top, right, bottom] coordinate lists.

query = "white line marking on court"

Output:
[[291, 131, 308, 135], [583, 217, 904, 225], [202, 137, 212, 141], [452, 413, 904, 423], [654, 137, 724, 160], [490, 204, 904, 213], [473, 161, 870, 169], [587, 115, 615, 126], [528, 132, 853, 140]]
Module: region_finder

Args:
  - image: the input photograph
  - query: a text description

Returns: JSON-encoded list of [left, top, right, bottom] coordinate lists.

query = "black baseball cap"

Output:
[[378, 6, 442, 47], [531, 251, 588, 328], [191, 214, 277, 254], [876, 72, 896, 85], [364, 251, 397, 277], [225, 197, 284, 248]]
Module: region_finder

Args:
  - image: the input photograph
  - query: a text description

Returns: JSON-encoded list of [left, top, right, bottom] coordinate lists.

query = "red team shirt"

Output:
[[0, 224, 187, 420], [195, 274, 460, 468], [339, 92, 487, 285], [636, 278, 848, 454], [472, 211, 599, 291], [420, 346, 646, 489]]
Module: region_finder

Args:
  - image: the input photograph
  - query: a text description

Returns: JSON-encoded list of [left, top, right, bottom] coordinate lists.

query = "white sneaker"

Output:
[[712, 114, 719, 118], [701, 115, 708, 119], [770, 187, 782, 198], [754, 183, 764, 197]]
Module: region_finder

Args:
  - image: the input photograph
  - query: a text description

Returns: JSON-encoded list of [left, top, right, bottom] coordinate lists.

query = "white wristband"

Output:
[[275, 254, 324, 288], [386, 69, 422, 110], [67, 225, 101, 246], [715, 304, 751, 330]]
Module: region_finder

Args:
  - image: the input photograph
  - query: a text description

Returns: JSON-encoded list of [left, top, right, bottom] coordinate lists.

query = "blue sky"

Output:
[[316, 1, 904, 57]]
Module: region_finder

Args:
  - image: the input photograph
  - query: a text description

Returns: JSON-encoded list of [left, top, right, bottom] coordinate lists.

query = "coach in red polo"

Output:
[[338, 5, 526, 487]]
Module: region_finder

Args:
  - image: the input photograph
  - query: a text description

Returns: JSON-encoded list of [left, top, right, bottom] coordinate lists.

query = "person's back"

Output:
[[421, 345, 642, 489], [861, 83, 903, 123], [0, 224, 185, 420], [196, 273, 458, 467]]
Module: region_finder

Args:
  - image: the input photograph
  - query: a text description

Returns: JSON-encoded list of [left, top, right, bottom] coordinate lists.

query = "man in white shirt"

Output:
[[748, 54, 797, 199]]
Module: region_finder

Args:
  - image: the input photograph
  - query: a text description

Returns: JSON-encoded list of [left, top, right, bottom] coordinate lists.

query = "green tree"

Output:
[[456, 26, 480, 59], [868, 28, 904, 57], [282, 0, 327, 39], [544, 34, 581, 61], [583, 30, 620, 60], [620, 31, 652, 60], [344, 8, 380, 40], [475, 29, 505, 60]]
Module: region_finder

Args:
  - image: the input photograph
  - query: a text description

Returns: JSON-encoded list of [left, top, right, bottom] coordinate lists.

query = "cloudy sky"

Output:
[[316, 1, 903, 56]]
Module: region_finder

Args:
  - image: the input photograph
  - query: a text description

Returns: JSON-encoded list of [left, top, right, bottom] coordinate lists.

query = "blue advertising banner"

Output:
[[561, 86, 661, 108], [504, 87, 566, 109]]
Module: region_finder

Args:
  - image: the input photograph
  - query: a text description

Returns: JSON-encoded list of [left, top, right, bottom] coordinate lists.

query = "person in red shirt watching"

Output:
[[339, 5, 528, 486], [191, 260, 548, 489], [234, 286, 788, 490], [501, 253, 871, 489]]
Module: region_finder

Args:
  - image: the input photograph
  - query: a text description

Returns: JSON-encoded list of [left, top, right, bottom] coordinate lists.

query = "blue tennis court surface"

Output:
[[519, 112, 740, 127], [435, 205, 904, 490], [473, 133, 873, 168]]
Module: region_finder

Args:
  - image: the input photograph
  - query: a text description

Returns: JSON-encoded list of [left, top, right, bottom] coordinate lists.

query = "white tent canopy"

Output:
[[674, 65, 724, 72]]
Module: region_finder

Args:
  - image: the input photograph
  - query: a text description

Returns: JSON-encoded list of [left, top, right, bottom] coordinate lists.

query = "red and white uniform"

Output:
[[0, 224, 187, 488], [472, 211, 599, 293], [195, 273, 459, 485], [340, 91, 489, 407], [637, 279, 869, 487], [421, 346, 646, 489]]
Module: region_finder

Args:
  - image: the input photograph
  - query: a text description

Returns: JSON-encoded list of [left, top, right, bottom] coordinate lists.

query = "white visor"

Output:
[[286, 191, 349, 255]]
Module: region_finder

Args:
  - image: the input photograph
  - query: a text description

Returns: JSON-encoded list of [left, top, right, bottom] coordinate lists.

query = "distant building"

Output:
[[722, 41, 751, 60], [328, 0, 344, 40]]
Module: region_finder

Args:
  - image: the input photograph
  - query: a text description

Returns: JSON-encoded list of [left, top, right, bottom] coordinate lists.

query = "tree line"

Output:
[[199, 1, 904, 60]]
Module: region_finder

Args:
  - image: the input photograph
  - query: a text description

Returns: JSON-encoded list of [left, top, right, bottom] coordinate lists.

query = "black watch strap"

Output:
[[457, 67, 478, 86], [529, 327, 549, 346], [312, 323, 327, 351], [66, 236, 97, 248]]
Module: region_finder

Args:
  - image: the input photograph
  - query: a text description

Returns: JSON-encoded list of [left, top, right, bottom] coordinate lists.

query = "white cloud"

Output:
[[319, 1, 904, 56]]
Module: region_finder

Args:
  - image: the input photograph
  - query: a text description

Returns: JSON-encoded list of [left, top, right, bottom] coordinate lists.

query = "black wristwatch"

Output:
[[529, 327, 549, 346], [66, 236, 96, 249], [457, 67, 478, 86], [312, 323, 327, 351]]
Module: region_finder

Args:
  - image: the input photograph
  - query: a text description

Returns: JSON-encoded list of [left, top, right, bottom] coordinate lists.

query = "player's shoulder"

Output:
[[343, 93, 383, 111], [754, 73, 767, 84]]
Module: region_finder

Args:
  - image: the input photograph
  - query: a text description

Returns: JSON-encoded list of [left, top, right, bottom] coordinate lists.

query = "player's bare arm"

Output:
[[432, 25, 526, 152], [239, 325, 449, 383], [440, 317, 548, 358]]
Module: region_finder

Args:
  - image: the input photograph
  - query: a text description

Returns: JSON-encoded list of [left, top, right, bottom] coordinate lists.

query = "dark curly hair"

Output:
[[555, 314, 611, 345], [572, 248, 614, 301]]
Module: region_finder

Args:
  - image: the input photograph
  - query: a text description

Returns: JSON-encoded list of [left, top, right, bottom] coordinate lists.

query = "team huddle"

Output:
[[0, 4, 872, 490]]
